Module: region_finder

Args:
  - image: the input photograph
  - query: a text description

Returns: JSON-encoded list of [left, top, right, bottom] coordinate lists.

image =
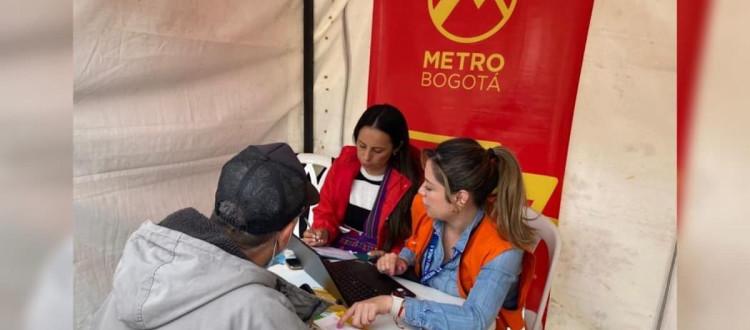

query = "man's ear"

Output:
[[279, 218, 299, 250]]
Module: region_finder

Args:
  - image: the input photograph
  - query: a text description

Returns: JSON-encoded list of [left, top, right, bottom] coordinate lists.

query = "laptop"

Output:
[[287, 235, 416, 306]]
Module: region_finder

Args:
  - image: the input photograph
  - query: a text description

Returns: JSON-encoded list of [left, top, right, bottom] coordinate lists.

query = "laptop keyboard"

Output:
[[326, 260, 381, 303]]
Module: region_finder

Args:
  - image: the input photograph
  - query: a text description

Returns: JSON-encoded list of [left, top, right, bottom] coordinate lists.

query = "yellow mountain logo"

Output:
[[428, 0, 517, 44]]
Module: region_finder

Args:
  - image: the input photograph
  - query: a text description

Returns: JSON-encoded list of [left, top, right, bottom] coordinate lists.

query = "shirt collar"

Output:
[[433, 209, 485, 254]]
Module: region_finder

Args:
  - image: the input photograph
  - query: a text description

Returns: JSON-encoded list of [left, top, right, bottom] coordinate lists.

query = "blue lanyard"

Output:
[[420, 210, 484, 285]]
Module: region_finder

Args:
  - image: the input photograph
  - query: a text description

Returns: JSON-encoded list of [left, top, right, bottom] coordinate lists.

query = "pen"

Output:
[[300, 213, 313, 229], [300, 214, 321, 242]]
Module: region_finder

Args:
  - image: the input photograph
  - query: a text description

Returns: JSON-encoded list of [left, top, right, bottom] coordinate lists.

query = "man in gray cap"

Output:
[[90, 143, 329, 330]]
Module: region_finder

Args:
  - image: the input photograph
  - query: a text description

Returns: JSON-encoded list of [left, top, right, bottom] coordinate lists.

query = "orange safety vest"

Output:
[[405, 195, 535, 330]]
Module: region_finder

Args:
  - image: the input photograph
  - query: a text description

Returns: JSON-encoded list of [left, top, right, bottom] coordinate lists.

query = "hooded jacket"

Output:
[[89, 208, 329, 330]]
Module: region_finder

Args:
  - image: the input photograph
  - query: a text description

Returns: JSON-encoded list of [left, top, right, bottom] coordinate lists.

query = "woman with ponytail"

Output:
[[339, 138, 537, 330]]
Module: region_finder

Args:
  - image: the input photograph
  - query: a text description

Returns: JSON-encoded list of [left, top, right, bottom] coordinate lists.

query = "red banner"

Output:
[[368, 0, 593, 220]]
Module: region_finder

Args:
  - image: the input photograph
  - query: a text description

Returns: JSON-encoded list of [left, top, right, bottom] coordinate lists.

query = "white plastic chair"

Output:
[[523, 210, 562, 330], [295, 153, 332, 236]]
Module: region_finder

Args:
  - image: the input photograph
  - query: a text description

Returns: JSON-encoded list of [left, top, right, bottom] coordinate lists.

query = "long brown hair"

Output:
[[423, 138, 536, 250], [353, 104, 421, 251]]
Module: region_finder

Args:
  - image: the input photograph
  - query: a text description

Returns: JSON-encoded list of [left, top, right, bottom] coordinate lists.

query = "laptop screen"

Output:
[[287, 235, 345, 303]]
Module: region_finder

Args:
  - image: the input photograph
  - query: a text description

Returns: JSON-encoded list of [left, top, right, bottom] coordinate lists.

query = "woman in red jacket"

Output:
[[302, 104, 421, 254]]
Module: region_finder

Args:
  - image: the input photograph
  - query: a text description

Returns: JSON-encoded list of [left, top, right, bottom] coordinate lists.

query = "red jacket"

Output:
[[312, 146, 417, 253]]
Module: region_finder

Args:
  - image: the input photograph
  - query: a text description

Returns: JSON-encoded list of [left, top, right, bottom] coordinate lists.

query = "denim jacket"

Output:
[[399, 210, 522, 330]]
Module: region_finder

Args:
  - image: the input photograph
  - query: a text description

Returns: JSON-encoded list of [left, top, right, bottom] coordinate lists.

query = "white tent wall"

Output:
[[73, 0, 304, 328], [311, 0, 373, 156], [550, 0, 676, 329]]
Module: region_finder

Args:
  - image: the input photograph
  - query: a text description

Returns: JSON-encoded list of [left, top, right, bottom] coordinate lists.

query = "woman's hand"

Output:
[[337, 295, 392, 328], [376, 253, 408, 276], [302, 228, 329, 246], [367, 250, 386, 260]]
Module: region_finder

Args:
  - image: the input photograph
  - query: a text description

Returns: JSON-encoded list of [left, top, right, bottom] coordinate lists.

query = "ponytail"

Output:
[[425, 138, 536, 250], [487, 147, 536, 251]]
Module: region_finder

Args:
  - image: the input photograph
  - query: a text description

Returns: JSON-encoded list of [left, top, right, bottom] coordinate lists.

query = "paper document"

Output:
[[312, 312, 358, 330], [313, 246, 357, 260], [313, 310, 395, 330]]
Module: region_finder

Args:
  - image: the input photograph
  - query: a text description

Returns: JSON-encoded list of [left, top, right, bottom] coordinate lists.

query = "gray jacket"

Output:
[[90, 209, 328, 329]]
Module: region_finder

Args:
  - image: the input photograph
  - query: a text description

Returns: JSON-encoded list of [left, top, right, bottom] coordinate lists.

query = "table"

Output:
[[269, 263, 465, 329]]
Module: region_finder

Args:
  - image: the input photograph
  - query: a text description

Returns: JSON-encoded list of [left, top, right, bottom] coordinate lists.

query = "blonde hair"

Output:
[[423, 138, 536, 250]]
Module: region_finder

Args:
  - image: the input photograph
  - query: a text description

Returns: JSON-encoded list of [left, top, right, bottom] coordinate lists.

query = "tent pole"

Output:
[[301, 0, 314, 236], [303, 0, 314, 153]]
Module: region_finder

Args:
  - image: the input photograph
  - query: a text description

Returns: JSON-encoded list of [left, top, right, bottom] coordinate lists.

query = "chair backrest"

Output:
[[523, 209, 561, 330], [295, 153, 333, 236]]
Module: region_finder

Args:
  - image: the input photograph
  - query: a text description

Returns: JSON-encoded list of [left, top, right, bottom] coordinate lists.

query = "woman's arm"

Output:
[[402, 249, 523, 330], [398, 246, 416, 266], [309, 157, 345, 244]]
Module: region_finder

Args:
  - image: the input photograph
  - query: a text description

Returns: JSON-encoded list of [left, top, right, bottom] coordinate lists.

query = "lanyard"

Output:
[[420, 210, 484, 285]]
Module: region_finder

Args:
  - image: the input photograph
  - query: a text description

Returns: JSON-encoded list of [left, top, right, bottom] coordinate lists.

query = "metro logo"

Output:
[[428, 0, 517, 44], [369, 0, 594, 220]]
